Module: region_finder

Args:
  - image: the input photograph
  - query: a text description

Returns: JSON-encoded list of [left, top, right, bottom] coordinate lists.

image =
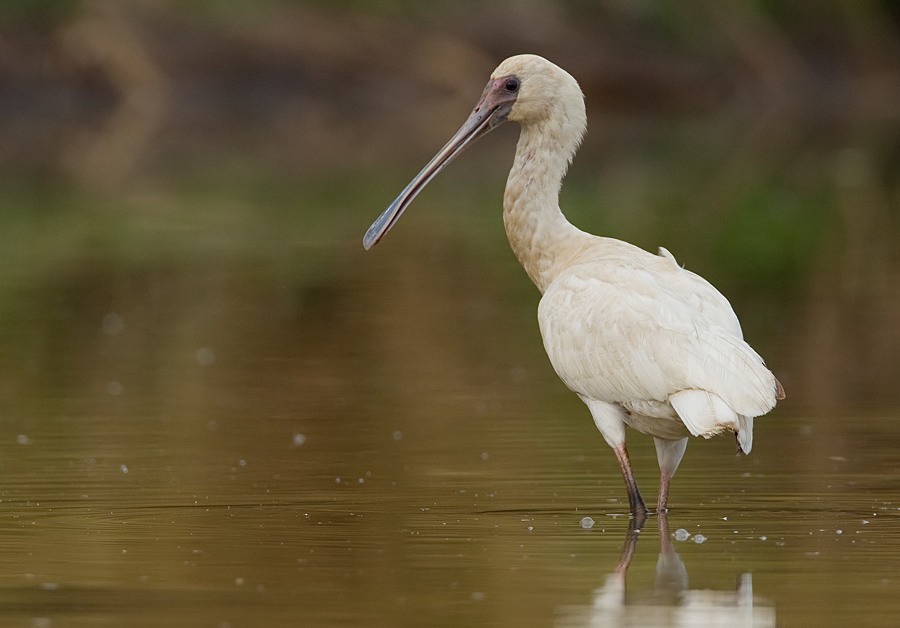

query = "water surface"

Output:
[[0, 213, 898, 627]]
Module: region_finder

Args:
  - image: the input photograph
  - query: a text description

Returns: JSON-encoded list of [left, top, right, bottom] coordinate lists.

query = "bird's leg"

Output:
[[613, 444, 648, 518], [583, 399, 648, 519], [653, 437, 687, 514], [657, 472, 672, 514]]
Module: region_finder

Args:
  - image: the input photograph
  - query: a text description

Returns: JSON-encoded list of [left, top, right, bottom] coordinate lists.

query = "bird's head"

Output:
[[363, 54, 585, 250], [489, 54, 585, 129]]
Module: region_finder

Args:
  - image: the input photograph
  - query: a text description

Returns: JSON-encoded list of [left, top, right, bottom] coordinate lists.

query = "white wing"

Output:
[[537, 247, 779, 420]]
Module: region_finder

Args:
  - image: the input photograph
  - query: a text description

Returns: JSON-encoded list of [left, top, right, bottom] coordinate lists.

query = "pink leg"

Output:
[[657, 471, 672, 513], [613, 443, 648, 517], [654, 437, 687, 513]]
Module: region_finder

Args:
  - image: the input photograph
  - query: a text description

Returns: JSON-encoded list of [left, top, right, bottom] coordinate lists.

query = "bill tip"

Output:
[[362, 229, 379, 250]]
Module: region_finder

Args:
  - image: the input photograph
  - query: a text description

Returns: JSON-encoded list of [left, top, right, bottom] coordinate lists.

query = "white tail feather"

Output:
[[670, 389, 740, 439], [736, 415, 753, 454]]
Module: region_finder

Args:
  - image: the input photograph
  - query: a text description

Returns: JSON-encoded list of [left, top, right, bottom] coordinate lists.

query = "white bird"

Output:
[[364, 54, 784, 517]]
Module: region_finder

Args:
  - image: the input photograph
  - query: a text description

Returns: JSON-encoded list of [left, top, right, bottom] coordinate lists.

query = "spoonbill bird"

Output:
[[363, 54, 784, 516]]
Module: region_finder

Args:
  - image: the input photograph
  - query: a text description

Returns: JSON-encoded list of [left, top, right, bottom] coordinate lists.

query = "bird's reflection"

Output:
[[558, 514, 775, 627]]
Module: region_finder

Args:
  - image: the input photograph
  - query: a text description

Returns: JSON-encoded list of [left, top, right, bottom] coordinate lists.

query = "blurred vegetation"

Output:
[[0, 0, 899, 414]]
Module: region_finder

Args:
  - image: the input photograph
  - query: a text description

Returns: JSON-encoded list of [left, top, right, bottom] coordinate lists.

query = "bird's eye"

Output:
[[504, 78, 519, 92]]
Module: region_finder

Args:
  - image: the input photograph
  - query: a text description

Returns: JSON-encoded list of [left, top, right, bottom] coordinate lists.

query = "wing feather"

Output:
[[537, 257, 779, 419]]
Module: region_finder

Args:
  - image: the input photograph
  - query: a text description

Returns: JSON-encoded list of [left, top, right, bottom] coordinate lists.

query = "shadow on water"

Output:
[[556, 514, 775, 627]]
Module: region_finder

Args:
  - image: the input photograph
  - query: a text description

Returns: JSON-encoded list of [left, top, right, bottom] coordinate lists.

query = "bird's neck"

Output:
[[503, 120, 586, 293]]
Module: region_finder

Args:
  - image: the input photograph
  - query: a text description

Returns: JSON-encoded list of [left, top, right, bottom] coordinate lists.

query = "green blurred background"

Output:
[[1, 0, 899, 415]]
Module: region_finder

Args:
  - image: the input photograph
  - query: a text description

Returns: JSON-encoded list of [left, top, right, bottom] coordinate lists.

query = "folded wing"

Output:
[[537, 255, 780, 433]]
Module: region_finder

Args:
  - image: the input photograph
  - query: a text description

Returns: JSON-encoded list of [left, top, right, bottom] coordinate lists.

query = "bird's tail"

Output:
[[670, 389, 753, 454]]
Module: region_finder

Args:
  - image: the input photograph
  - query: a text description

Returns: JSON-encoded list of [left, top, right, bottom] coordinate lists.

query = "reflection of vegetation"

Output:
[[0, 0, 79, 20]]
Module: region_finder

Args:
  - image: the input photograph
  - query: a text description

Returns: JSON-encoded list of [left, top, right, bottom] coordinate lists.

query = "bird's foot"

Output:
[[630, 506, 649, 531]]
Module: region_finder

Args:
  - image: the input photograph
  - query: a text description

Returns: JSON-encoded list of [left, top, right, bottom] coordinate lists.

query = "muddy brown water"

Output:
[[1, 228, 898, 627]]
